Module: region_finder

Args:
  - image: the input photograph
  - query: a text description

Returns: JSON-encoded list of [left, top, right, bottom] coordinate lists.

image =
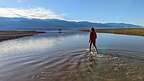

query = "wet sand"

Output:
[[0, 31, 44, 42]]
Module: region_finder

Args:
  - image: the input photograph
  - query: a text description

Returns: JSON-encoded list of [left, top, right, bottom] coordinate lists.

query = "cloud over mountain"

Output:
[[0, 7, 64, 19]]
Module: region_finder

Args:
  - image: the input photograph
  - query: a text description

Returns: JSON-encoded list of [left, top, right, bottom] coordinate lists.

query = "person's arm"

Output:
[[96, 32, 97, 39]]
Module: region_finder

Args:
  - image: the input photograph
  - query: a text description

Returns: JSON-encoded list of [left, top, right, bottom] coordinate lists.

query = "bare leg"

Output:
[[89, 42, 92, 52]]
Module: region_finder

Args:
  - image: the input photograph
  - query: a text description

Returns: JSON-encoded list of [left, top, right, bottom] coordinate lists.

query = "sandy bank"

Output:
[[0, 31, 45, 42]]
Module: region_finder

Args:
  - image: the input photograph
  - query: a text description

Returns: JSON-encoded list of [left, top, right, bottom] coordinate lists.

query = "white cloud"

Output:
[[0, 0, 30, 3], [0, 7, 64, 19], [17, 0, 29, 2]]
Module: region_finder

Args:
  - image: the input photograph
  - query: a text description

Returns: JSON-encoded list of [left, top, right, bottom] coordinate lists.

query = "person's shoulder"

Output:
[[93, 31, 96, 33]]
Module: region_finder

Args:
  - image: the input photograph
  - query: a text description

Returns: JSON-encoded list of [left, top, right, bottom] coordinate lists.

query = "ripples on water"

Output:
[[1, 48, 143, 81], [0, 32, 144, 81], [31, 49, 144, 81]]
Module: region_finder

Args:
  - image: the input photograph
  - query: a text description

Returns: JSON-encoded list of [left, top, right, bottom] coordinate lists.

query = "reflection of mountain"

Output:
[[0, 17, 142, 30]]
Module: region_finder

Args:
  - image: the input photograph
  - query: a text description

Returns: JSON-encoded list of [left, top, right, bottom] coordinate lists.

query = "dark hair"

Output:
[[91, 27, 95, 31]]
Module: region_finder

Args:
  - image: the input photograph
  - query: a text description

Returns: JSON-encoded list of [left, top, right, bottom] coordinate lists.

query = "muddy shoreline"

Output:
[[0, 31, 45, 42]]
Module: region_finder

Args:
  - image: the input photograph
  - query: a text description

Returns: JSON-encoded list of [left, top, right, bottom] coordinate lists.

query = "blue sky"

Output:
[[0, 0, 144, 26]]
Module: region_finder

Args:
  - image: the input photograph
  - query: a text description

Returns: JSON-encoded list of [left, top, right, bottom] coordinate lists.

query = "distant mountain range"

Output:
[[0, 17, 142, 30]]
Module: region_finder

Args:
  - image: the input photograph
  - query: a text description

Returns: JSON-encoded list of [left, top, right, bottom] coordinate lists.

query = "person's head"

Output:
[[91, 27, 95, 32]]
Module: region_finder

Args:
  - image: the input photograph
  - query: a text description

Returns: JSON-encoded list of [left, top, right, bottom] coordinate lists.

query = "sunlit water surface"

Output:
[[0, 32, 143, 81]]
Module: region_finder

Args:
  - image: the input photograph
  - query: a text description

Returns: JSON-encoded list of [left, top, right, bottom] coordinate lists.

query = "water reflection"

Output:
[[0, 32, 143, 81], [97, 33, 144, 52], [0, 38, 56, 54]]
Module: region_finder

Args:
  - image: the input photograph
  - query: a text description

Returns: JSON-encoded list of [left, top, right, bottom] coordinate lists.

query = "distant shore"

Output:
[[80, 28, 144, 36], [0, 31, 45, 42]]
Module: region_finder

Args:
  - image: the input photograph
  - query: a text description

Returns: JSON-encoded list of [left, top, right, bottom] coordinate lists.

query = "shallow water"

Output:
[[0, 32, 143, 81]]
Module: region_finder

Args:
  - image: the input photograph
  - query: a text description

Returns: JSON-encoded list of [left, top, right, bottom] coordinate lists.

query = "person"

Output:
[[89, 27, 98, 53]]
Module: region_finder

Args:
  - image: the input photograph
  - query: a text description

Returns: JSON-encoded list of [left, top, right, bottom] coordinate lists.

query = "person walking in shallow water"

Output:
[[89, 27, 98, 53]]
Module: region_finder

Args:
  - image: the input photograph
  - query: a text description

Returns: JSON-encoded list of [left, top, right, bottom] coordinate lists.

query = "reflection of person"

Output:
[[89, 27, 98, 53]]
